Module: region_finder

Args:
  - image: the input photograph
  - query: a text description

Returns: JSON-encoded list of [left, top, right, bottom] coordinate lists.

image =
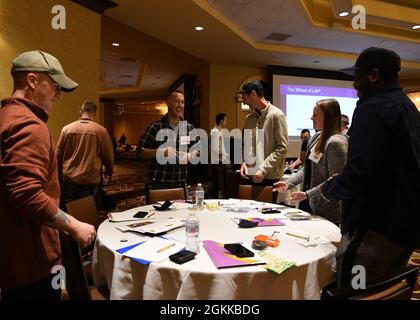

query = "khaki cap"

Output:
[[11, 50, 79, 92]]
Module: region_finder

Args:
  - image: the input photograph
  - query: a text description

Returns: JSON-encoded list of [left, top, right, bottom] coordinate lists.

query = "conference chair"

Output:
[[145, 181, 188, 205], [65, 195, 99, 285], [65, 195, 100, 230], [321, 265, 419, 300], [59, 231, 109, 300], [237, 183, 278, 203]]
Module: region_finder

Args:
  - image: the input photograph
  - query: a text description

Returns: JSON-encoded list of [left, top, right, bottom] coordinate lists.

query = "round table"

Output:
[[92, 200, 341, 300]]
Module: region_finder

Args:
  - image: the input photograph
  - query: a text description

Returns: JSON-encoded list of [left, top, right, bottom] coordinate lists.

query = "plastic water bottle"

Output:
[[195, 183, 204, 209], [185, 212, 200, 253]]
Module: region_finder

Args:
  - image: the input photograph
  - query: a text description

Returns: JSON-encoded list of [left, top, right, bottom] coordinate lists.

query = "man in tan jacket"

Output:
[[57, 100, 114, 206], [239, 80, 288, 184], [0, 50, 96, 300]]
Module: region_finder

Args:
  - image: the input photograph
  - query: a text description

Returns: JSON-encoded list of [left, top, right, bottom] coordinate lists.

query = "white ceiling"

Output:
[[207, 0, 420, 61], [102, 0, 420, 98]]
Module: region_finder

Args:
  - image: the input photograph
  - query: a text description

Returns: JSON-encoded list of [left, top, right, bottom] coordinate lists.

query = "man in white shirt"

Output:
[[207, 113, 230, 198]]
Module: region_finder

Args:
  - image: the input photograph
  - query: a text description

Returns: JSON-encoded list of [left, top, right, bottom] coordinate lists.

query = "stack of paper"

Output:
[[116, 217, 185, 235], [281, 230, 331, 247], [107, 208, 154, 222], [258, 251, 296, 274]]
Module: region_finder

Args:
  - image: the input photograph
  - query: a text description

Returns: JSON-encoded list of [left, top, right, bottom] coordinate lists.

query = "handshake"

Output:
[[161, 146, 200, 163], [273, 181, 307, 202]]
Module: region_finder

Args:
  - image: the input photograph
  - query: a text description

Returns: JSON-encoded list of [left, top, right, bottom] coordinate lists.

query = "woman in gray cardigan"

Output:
[[274, 99, 348, 225]]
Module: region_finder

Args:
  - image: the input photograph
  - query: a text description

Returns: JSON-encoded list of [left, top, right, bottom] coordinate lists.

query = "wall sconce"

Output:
[[117, 103, 125, 115]]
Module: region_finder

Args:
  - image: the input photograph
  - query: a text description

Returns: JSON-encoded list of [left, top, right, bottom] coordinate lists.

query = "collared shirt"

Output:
[[210, 125, 230, 164], [56, 118, 114, 185], [0, 97, 61, 289], [138, 114, 197, 183]]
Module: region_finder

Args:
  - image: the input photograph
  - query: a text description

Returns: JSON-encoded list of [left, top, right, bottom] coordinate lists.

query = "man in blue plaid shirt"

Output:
[[137, 90, 199, 188]]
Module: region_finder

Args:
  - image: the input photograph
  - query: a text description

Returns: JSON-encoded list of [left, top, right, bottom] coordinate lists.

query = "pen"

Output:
[[147, 212, 156, 218], [287, 211, 302, 214], [286, 232, 309, 242], [156, 243, 176, 253]]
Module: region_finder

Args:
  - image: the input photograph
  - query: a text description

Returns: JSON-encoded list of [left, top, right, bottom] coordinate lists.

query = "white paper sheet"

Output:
[[108, 207, 155, 222], [122, 237, 185, 263]]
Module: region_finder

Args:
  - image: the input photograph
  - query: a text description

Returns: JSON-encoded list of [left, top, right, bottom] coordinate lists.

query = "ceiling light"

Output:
[[339, 11, 349, 17], [194, 26, 204, 31], [412, 25, 420, 30], [112, 42, 120, 47]]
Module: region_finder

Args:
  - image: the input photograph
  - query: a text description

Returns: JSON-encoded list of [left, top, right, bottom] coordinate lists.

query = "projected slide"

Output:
[[280, 84, 358, 136]]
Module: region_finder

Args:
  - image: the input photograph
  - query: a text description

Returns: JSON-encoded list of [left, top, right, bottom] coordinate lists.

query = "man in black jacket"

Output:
[[321, 47, 420, 288]]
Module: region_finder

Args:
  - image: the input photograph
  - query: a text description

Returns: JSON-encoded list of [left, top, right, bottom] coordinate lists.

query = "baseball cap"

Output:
[[340, 47, 401, 77], [11, 50, 79, 92], [237, 80, 264, 94]]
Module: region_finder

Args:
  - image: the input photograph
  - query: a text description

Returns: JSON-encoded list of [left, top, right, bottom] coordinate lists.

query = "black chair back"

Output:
[[321, 265, 419, 300]]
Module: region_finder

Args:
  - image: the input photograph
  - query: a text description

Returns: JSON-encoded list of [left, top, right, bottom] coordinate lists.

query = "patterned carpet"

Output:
[[105, 158, 420, 299]]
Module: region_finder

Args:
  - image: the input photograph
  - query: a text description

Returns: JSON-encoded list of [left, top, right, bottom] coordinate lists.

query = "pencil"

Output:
[[286, 232, 309, 241], [156, 243, 176, 253], [147, 212, 156, 218]]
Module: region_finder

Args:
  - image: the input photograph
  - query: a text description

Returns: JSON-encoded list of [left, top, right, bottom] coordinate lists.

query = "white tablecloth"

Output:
[[92, 200, 341, 300]]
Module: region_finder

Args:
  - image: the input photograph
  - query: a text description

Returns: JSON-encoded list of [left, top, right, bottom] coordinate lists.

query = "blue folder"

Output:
[[116, 242, 150, 265], [116, 236, 179, 265]]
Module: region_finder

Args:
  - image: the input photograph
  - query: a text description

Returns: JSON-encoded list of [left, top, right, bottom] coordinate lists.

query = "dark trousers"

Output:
[[336, 229, 413, 288], [207, 164, 226, 199], [1, 274, 61, 300], [60, 181, 99, 210]]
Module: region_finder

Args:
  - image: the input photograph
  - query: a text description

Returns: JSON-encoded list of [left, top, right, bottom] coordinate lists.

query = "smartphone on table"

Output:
[[224, 243, 254, 258], [133, 211, 149, 218], [153, 200, 173, 211]]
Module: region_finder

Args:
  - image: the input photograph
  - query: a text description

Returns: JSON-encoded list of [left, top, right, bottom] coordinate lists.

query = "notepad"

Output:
[[116, 217, 185, 235], [203, 240, 266, 269]]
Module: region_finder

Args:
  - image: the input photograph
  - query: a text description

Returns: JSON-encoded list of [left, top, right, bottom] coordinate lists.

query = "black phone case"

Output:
[[153, 200, 173, 211], [133, 211, 148, 218], [224, 243, 254, 258], [261, 209, 281, 214], [169, 250, 196, 264]]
